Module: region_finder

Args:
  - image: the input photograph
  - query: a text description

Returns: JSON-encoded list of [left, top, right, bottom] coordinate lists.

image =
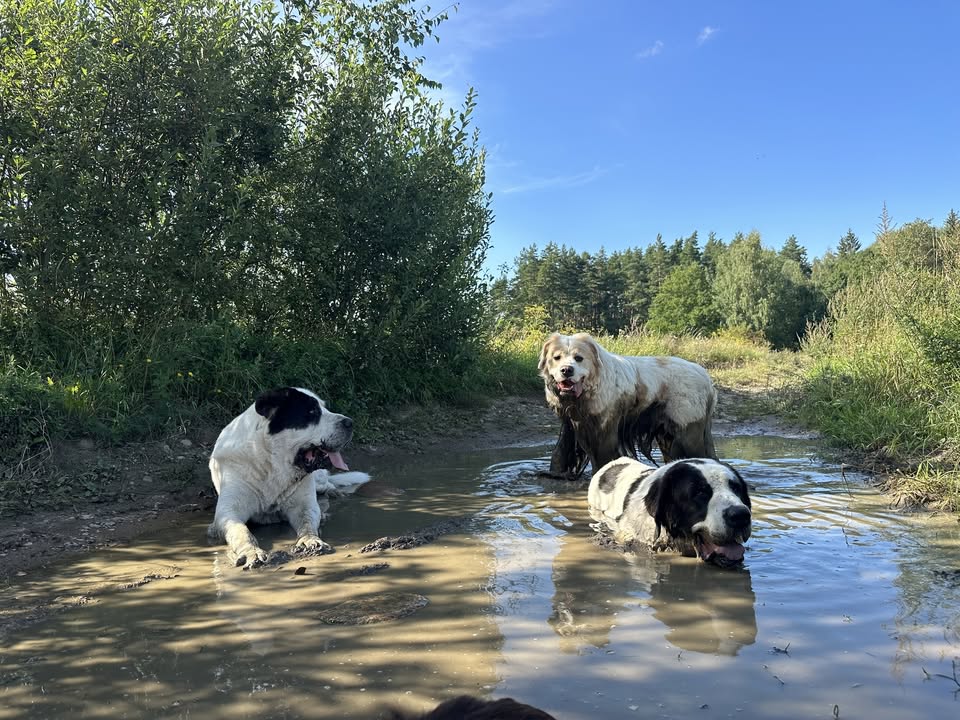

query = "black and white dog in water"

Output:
[[588, 457, 752, 568], [207, 387, 370, 569]]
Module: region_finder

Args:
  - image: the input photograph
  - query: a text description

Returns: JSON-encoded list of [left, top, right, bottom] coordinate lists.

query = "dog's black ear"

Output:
[[255, 387, 294, 419], [643, 475, 666, 539]]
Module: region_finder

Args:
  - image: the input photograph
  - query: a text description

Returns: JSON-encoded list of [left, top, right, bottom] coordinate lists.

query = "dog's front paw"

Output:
[[293, 535, 332, 556], [234, 545, 269, 570]]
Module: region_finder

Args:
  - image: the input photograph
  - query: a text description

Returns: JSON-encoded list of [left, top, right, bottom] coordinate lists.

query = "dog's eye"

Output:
[[553, 354, 561, 361], [574, 355, 583, 363]]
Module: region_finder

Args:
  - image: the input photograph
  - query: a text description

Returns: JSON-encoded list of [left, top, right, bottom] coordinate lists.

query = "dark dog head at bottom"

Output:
[[385, 695, 556, 720]]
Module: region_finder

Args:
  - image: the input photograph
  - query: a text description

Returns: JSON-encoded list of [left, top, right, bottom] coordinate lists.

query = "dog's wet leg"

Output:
[[220, 521, 269, 569], [547, 417, 582, 479], [285, 486, 333, 556]]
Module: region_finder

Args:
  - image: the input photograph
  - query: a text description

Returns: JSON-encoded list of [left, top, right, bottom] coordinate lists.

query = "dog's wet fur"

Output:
[[589, 457, 753, 567]]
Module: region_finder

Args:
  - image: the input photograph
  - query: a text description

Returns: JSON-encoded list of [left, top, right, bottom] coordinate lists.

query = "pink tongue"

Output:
[[558, 381, 584, 397], [325, 451, 349, 471], [704, 542, 745, 562]]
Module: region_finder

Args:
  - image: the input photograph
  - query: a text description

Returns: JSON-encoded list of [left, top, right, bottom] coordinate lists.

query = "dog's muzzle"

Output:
[[555, 377, 584, 398], [295, 444, 351, 473], [694, 523, 751, 569]]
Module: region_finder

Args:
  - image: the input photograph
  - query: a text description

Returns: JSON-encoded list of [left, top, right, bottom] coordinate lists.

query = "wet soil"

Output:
[[0, 394, 557, 581], [1, 412, 959, 719], [0, 387, 803, 582]]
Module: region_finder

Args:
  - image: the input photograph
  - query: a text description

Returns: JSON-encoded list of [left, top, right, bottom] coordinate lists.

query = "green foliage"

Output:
[[493, 227, 827, 349], [646, 263, 720, 335], [837, 228, 862, 256], [711, 231, 823, 349], [779, 235, 811, 276], [799, 214, 960, 493], [711, 231, 773, 334], [0, 0, 491, 460]]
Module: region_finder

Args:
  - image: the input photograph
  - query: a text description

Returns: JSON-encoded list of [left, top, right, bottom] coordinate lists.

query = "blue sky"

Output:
[[417, 1, 960, 275]]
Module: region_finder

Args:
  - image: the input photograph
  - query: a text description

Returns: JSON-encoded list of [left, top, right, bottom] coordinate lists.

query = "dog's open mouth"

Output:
[[556, 379, 584, 397], [695, 537, 746, 568], [296, 445, 350, 473]]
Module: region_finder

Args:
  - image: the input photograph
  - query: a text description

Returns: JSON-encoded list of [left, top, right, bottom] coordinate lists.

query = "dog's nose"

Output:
[[722, 505, 751, 530], [560, 366, 574, 378], [340, 417, 353, 431]]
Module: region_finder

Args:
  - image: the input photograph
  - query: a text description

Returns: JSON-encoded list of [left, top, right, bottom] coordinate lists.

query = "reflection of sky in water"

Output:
[[477, 436, 960, 719]]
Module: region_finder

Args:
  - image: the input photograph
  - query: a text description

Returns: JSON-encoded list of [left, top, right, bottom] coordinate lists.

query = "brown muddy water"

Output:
[[1, 435, 959, 719]]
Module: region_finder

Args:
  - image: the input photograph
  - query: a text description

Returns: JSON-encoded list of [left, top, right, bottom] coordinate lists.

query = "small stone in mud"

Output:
[[316, 592, 429, 624], [293, 566, 307, 575]]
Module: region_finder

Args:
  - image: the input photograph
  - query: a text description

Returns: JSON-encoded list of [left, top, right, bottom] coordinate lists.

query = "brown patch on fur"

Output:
[[653, 380, 669, 404]]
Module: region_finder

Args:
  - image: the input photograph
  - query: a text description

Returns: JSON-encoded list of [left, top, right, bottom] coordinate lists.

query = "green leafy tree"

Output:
[[766, 258, 825, 348], [712, 231, 774, 337], [646, 263, 719, 335], [1, 0, 491, 409]]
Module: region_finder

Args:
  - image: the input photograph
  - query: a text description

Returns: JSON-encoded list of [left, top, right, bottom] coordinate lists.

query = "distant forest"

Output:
[[489, 210, 960, 348]]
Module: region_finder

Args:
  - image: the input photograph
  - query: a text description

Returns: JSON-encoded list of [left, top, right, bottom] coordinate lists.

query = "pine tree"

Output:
[[702, 232, 726, 279], [680, 231, 701, 265], [779, 235, 811, 276], [943, 209, 960, 239], [644, 235, 671, 295], [837, 229, 861, 256]]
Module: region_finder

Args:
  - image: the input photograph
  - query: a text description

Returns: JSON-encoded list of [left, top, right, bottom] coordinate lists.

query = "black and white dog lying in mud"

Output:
[[207, 387, 370, 569], [588, 457, 752, 568]]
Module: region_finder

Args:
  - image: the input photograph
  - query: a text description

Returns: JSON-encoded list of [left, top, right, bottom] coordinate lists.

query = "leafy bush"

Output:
[[0, 0, 491, 460]]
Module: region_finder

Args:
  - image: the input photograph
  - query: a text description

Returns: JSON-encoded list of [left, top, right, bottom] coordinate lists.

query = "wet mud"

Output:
[[1, 436, 959, 720]]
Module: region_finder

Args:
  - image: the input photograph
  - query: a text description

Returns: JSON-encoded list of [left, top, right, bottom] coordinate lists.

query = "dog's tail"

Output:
[[313, 471, 372, 495]]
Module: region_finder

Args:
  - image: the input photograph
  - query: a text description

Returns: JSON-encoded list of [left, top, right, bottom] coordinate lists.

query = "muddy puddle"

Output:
[[1, 436, 959, 719]]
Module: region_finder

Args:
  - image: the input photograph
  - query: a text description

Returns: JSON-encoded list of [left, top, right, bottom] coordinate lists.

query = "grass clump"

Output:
[[797, 221, 960, 510]]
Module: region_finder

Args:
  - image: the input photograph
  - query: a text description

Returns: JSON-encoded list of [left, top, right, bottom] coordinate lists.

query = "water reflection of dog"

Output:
[[643, 557, 757, 655], [548, 532, 757, 655], [547, 530, 669, 652]]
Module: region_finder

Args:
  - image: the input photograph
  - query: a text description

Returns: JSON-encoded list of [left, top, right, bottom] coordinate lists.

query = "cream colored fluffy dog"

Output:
[[538, 332, 718, 477]]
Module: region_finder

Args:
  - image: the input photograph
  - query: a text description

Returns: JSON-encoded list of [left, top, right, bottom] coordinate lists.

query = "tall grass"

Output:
[[0, 316, 487, 465], [798, 228, 960, 510], [481, 307, 802, 418]]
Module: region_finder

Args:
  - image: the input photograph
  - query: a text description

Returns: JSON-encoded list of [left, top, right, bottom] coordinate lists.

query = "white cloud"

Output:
[[697, 26, 718, 45], [499, 166, 609, 195], [636, 40, 664, 59]]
